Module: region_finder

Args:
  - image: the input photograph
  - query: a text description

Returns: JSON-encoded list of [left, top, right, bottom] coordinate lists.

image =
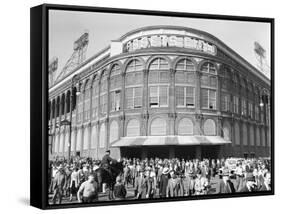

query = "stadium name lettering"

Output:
[[125, 35, 216, 55]]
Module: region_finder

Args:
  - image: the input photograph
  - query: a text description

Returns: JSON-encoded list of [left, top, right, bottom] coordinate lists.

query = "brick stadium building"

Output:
[[48, 26, 271, 160]]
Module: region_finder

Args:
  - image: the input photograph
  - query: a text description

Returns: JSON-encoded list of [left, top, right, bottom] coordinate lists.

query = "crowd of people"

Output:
[[48, 152, 271, 204]]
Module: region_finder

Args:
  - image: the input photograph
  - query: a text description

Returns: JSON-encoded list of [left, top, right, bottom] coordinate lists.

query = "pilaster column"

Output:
[[169, 68, 176, 135], [195, 113, 203, 135], [88, 83, 93, 156], [195, 70, 202, 112], [217, 76, 222, 112], [105, 76, 110, 150], [120, 72, 126, 138], [141, 69, 149, 136]]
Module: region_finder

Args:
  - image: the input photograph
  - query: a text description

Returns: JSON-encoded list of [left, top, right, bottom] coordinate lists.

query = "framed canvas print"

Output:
[[30, 3, 274, 209]]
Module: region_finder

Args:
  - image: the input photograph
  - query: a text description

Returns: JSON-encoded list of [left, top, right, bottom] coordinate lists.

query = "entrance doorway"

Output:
[[201, 145, 220, 159], [175, 146, 196, 160], [120, 147, 142, 159], [146, 146, 169, 159]]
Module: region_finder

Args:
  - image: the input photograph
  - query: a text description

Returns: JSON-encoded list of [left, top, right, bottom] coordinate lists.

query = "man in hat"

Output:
[[101, 150, 114, 168], [239, 172, 257, 192], [216, 168, 235, 194], [51, 164, 67, 204], [135, 168, 148, 199], [159, 167, 170, 198], [166, 170, 181, 197], [77, 173, 99, 203], [101, 150, 115, 179], [259, 171, 271, 191], [194, 169, 209, 195], [113, 176, 127, 200], [146, 166, 157, 198]]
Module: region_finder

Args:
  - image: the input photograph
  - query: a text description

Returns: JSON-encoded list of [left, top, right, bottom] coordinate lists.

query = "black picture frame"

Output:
[[30, 3, 274, 210]]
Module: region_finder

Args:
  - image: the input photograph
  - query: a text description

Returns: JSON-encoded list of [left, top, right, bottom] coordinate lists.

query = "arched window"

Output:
[[234, 122, 240, 145], [256, 127, 260, 146], [76, 129, 82, 151], [71, 130, 75, 152], [220, 66, 230, 90], [64, 131, 69, 152], [125, 59, 143, 109], [242, 123, 247, 146], [99, 123, 106, 148], [61, 94, 65, 116], [83, 80, 91, 121], [91, 76, 99, 119], [201, 62, 217, 74], [150, 118, 167, 136], [241, 98, 247, 116], [200, 62, 217, 110], [91, 126, 98, 149], [175, 59, 195, 108], [83, 127, 89, 150], [222, 123, 230, 141], [56, 97, 60, 117], [48, 102, 51, 121], [148, 58, 169, 108], [126, 119, 140, 137], [221, 92, 231, 112], [249, 125, 254, 146], [52, 100, 56, 119], [110, 120, 119, 143], [110, 64, 122, 112], [77, 86, 83, 123], [261, 128, 265, 147], [178, 118, 193, 135], [203, 119, 216, 136], [54, 134, 59, 153], [66, 91, 71, 113], [59, 132, 64, 153], [99, 70, 108, 116]]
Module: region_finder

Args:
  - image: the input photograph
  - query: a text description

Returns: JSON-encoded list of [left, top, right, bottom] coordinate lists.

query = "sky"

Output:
[[49, 10, 271, 79]]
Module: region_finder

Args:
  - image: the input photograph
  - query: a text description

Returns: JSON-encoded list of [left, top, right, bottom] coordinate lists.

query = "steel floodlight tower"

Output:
[[48, 57, 58, 87], [254, 41, 270, 78], [55, 31, 89, 82]]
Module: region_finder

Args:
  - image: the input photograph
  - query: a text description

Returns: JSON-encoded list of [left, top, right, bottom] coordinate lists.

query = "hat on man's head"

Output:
[[246, 173, 256, 182], [106, 150, 110, 153]]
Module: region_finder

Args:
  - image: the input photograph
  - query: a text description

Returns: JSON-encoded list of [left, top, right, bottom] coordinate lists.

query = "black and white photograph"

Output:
[[42, 4, 273, 208]]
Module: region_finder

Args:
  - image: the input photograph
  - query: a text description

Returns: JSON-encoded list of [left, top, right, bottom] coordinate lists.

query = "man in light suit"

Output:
[[216, 168, 236, 194], [135, 169, 148, 199]]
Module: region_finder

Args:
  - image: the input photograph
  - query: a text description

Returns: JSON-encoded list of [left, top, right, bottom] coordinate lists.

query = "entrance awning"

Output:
[[111, 135, 231, 147]]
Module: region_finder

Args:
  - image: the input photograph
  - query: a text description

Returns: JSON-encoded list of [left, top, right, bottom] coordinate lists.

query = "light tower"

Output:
[[48, 56, 58, 87], [254, 41, 270, 78], [55, 31, 89, 83]]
